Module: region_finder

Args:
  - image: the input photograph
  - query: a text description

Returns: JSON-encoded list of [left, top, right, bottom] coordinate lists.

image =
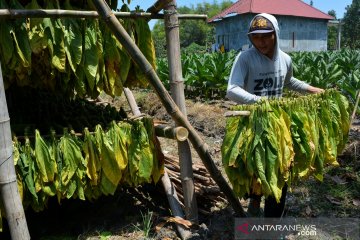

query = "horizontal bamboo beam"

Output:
[[224, 110, 251, 117], [155, 124, 188, 141], [0, 9, 207, 20]]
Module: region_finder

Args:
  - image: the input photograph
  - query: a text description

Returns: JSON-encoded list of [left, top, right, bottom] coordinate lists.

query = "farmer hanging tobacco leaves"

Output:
[[223, 13, 345, 218]]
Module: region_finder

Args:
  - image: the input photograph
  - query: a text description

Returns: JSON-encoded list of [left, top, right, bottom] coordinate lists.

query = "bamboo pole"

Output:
[[147, 0, 173, 14], [0, 9, 207, 20], [124, 86, 189, 141], [92, 0, 246, 217], [155, 124, 188, 141], [164, 0, 198, 223], [351, 90, 360, 125], [123, 87, 142, 117], [224, 110, 251, 117], [0, 64, 30, 239], [161, 172, 192, 239], [122, 87, 192, 239]]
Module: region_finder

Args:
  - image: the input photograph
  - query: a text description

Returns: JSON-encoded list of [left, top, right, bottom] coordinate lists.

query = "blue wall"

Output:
[[212, 14, 328, 52]]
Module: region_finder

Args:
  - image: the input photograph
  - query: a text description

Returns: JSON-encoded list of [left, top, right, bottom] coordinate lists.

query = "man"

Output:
[[226, 13, 323, 217]]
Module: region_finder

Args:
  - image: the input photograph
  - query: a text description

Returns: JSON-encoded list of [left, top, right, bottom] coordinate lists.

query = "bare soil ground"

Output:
[[1, 89, 359, 240]]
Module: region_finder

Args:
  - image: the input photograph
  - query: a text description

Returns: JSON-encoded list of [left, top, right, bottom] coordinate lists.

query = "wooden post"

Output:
[[92, 0, 246, 217], [123, 88, 192, 239], [164, 0, 198, 223], [0, 64, 30, 239]]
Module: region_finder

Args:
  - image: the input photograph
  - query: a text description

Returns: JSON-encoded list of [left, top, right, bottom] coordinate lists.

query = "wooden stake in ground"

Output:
[[123, 88, 192, 239], [351, 90, 360, 125], [123, 87, 142, 116], [0, 64, 30, 239], [92, 0, 246, 217], [164, 0, 198, 224]]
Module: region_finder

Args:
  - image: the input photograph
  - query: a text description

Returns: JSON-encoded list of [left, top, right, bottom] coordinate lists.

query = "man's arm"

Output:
[[226, 52, 261, 104], [306, 85, 324, 94], [227, 85, 262, 104]]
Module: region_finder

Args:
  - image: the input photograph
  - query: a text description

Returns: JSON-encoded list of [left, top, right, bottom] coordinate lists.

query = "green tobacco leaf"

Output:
[[103, 30, 122, 96], [142, 117, 164, 184], [22, 137, 39, 203], [8, 0, 31, 68], [26, 0, 48, 55], [63, 13, 83, 74], [18, 149, 38, 203], [128, 121, 153, 185], [83, 128, 101, 186], [254, 140, 271, 196], [95, 125, 121, 194], [118, 43, 131, 85], [35, 130, 56, 183], [84, 20, 99, 91], [65, 178, 77, 199], [0, 21, 14, 65], [108, 121, 128, 171], [59, 132, 83, 187], [11, 24, 31, 68], [51, 19, 66, 72]]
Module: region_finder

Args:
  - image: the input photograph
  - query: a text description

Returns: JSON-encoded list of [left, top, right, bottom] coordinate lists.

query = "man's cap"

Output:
[[248, 16, 275, 34]]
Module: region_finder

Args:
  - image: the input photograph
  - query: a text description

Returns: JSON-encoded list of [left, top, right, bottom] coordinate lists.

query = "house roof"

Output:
[[208, 0, 334, 23]]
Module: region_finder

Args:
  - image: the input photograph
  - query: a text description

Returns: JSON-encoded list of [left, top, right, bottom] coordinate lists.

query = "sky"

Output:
[[122, 0, 353, 29]]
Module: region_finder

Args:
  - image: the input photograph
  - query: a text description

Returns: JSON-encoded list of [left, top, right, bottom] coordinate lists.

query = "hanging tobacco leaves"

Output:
[[0, 0, 156, 98], [11, 117, 164, 212], [222, 89, 352, 203]]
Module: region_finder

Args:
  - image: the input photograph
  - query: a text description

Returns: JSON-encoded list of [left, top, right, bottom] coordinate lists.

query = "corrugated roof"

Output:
[[208, 0, 334, 22]]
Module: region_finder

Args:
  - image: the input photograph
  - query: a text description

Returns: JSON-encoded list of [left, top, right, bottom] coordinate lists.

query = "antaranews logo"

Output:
[[235, 218, 360, 240], [236, 223, 250, 235], [235, 219, 317, 239]]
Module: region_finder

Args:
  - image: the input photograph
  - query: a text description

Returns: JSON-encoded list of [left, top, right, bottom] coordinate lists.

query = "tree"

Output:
[[327, 10, 338, 50], [342, 0, 360, 49], [151, 21, 167, 58], [151, 0, 233, 57]]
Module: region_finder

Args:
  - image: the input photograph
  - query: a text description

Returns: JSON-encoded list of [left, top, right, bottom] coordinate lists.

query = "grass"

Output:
[[287, 153, 360, 218], [99, 231, 112, 240], [132, 209, 154, 239]]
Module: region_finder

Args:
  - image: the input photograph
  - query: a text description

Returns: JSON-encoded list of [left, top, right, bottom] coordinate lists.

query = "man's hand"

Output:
[[307, 86, 325, 94]]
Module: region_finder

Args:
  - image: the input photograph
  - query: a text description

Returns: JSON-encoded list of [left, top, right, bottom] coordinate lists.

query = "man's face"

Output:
[[250, 32, 275, 58]]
